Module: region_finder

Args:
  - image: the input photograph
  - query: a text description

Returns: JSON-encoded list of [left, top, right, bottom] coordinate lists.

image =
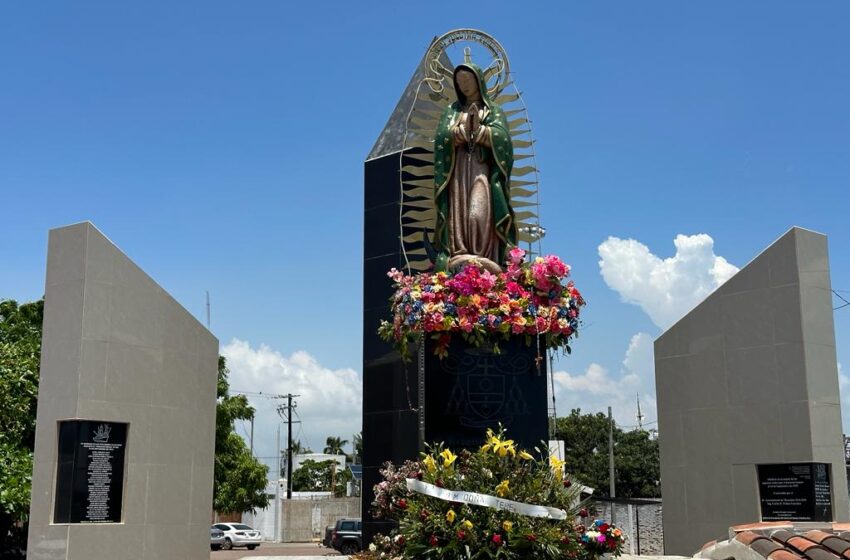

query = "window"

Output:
[[340, 521, 355, 531]]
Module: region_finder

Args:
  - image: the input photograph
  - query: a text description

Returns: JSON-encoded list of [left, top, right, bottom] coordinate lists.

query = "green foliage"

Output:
[[213, 357, 270, 514], [0, 299, 43, 553], [553, 409, 660, 498], [291, 459, 351, 496], [291, 440, 312, 454], [323, 436, 348, 456], [369, 428, 590, 560]]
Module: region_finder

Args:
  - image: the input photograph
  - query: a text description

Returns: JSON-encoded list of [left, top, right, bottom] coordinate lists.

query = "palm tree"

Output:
[[291, 440, 312, 455], [323, 436, 348, 456]]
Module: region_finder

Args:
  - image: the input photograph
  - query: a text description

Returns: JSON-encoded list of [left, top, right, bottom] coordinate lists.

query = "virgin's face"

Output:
[[455, 69, 480, 100]]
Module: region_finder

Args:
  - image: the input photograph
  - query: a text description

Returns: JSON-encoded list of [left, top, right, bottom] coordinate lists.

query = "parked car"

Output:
[[321, 524, 335, 548], [210, 526, 225, 550], [212, 522, 262, 551], [329, 518, 362, 555]]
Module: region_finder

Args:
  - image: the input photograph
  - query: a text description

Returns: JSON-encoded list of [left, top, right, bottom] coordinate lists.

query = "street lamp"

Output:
[[518, 224, 546, 258]]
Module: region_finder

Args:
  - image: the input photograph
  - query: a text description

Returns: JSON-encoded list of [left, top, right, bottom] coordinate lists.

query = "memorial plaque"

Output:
[[54, 420, 128, 524], [757, 463, 833, 522]]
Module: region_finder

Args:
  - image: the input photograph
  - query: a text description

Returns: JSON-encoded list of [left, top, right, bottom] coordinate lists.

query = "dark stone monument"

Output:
[[423, 337, 548, 451], [361, 30, 550, 544], [757, 463, 833, 522]]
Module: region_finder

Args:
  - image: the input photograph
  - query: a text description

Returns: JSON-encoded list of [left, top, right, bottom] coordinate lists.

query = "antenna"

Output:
[[205, 291, 211, 329], [636, 393, 645, 430]]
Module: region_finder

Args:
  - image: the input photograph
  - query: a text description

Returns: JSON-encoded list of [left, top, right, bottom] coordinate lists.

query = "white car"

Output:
[[212, 523, 262, 550]]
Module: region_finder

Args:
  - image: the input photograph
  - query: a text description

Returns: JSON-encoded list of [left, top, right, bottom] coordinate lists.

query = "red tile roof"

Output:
[[699, 523, 850, 560]]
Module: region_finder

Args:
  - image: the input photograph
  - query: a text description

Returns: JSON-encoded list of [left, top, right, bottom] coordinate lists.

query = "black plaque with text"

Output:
[[54, 420, 128, 523], [757, 463, 832, 522]]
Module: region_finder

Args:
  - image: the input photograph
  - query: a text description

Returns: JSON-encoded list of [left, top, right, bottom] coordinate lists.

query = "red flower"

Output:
[[492, 534, 503, 546], [419, 509, 430, 521], [396, 536, 406, 546], [456, 530, 466, 540], [561, 535, 571, 544], [599, 523, 609, 533], [563, 479, 572, 488], [435, 479, 444, 488], [526, 534, 537, 542], [429, 534, 439, 547], [396, 499, 408, 510], [579, 508, 589, 518]]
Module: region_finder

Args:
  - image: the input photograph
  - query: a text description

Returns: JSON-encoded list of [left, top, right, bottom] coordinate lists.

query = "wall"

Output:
[[278, 497, 361, 542], [655, 227, 848, 555], [26, 222, 219, 560]]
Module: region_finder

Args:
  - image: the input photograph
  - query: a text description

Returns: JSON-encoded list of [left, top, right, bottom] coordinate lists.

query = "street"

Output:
[[211, 542, 342, 559]]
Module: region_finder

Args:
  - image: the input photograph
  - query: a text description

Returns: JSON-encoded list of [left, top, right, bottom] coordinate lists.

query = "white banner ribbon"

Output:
[[406, 479, 567, 520]]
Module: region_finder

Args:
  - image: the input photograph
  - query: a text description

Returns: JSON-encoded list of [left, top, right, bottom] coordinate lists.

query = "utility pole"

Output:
[[276, 394, 300, 500], [205, 291, 211, 329], [636, 393, 645, 431], [249, 414, 254, 455], [274, 424, 280, 542], [608, 406, 616, 524]]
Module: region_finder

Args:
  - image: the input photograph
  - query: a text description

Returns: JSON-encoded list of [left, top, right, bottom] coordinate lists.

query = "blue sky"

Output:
[[1, 2, 848, 464]]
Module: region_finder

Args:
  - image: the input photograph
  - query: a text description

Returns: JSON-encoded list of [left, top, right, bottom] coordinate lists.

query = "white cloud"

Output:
[[221, 339, 361, 474], [553, 332, 656, 428], [554, 363, 625, 395], [598, 234, 738, 331]]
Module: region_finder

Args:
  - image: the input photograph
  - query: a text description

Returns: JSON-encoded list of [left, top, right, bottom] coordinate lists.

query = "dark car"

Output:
[[329, 518, 361, 555], [322, 524, 335, 548]]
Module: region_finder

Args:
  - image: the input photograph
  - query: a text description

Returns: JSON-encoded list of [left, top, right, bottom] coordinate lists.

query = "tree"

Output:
[[291, 440, 312, 454], [291, 459, 351, 497], [213, 357, 270, 514], [0, 299, 43, 555], [323, 436, 348, 456], [553, 408, 660, 498]]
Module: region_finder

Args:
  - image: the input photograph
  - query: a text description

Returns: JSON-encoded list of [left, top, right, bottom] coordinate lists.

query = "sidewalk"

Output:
[[211, 542, 342, 559]]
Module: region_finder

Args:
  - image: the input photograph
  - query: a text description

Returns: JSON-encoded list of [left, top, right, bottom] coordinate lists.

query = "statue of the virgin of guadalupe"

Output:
[[432, 63, 517, 273]]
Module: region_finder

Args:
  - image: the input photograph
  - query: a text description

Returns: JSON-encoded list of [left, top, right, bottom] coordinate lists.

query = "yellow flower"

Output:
[[446, 509, 456, 523], [461, 519, 473, 531], [423, 454, 437, 474], [549, 455, 566, 476], [480, 429, 499, 453], [502, 520, 513, 533], [495, 479, 510, 497], [518, 450, 534, 461], [439, 448, 457, 469], [494, 438, 516, 458]]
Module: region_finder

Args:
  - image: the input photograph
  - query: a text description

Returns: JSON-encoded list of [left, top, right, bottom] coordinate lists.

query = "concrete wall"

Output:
[[27, 222, 219, 560], [655, 227, 848, 555], [280, 497, 361, 542]]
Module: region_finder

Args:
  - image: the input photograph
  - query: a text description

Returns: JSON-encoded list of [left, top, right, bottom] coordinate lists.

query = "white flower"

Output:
[[369, 543, 377, 552]]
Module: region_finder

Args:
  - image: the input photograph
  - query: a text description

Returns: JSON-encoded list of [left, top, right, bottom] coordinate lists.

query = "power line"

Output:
[[834, 290, 850, 311]]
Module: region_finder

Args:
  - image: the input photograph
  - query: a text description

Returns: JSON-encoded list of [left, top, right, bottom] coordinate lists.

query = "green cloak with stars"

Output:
[[432, 62, 516, 271]]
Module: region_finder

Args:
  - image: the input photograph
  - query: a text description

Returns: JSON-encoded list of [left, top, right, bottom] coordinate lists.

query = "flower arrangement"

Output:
[[579, 519, 626, 557], [378, 248, 585, 359], [357, 427, 620, 560]]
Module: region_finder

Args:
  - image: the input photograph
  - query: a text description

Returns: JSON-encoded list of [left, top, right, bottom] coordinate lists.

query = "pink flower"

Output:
[[508, 247, 526, 265]]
